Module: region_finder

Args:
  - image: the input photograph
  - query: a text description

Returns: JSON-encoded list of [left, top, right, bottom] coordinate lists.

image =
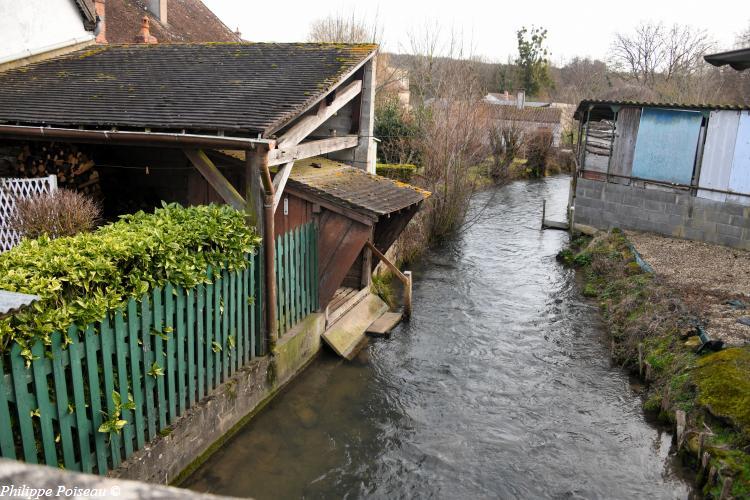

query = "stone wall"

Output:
[[574, 177, 750, 250]]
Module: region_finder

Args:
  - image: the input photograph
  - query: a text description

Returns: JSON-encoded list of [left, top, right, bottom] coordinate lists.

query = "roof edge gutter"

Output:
[[0, 125, 275, 149]]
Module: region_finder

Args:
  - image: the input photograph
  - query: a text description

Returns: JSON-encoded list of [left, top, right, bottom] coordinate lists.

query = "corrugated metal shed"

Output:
[[728, 111, 750, 205], [631, 108, 703, 185], [0, 291, 39, 318], [698, 110, 740, 201], [574, 100, 750, 121]]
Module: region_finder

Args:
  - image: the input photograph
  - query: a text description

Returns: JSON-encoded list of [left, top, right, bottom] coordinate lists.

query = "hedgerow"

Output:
[[0, 203, 260, 354]]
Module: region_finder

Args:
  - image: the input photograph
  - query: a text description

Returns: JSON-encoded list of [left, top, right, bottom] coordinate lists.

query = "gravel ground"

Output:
[[627, 231, 750, 346]]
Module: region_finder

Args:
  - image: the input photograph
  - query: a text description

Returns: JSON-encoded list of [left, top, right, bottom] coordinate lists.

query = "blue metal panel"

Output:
[[728, 111, 750, 205], [632, 108, 703, 184]]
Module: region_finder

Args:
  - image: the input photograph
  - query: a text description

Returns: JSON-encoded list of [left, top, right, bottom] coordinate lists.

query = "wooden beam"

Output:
[[365, 240, 412, 319], [184, 149, 245, 211], [272, 161, 294, 213], [277, 80, 363, 149], [268, 136, 358, 166]]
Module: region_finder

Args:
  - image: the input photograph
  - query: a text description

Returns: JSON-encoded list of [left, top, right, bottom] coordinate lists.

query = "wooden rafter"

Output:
[[268, 136, 358, 167], [272, 161, 294, 212], [277, 80, 363, 149], [184, 149, 245, 211]]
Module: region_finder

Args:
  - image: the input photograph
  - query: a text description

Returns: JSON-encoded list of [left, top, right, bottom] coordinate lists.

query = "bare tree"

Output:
[[405, 27, 492, 241], [610, 22, 714, 88], [555, 57, 610, 102], [307, 12, 381, 44]]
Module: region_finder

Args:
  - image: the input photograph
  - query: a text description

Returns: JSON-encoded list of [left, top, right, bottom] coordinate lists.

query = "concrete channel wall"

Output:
[[574, 178, 750, 250], [109, 313, 326, 486]]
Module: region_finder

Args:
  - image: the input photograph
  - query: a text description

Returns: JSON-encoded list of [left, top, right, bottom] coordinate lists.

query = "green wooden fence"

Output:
[[0, 253, 262, 475], [275, 222, 319, 336], [0, 223, 319, 475]]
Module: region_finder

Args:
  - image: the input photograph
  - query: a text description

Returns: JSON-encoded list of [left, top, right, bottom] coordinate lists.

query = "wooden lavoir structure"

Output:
[[0, 42, 428, 350]]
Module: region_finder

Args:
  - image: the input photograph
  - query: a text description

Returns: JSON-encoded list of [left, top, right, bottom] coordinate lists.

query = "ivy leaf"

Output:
[[212, 341, 222, 353]]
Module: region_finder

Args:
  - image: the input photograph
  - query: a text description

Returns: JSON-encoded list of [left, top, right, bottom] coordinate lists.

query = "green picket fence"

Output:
[[0, 253, 262, 475], [275, 222, 319, 336]]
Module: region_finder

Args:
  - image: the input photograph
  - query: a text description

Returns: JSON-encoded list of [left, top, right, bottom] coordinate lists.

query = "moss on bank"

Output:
[[561, 230, 750, 497]]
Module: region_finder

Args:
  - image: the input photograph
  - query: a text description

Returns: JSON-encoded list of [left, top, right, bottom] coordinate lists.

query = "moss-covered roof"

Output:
[[287, 157, 430, 218], [0, 43, 377, 136]]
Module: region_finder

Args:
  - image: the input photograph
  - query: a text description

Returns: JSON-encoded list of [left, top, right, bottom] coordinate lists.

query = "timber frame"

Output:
[[0, 45, 379, 354]]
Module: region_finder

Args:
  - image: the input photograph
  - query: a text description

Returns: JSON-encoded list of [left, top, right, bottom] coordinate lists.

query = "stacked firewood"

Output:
[[585, 120, 615, 157], [13, 143, 101, 197]]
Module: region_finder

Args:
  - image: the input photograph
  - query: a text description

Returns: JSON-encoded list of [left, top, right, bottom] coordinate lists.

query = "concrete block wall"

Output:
[[574, 178, 750, 250]]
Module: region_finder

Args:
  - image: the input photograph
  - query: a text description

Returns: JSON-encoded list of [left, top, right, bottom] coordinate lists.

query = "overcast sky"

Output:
[[204, 0, 748, 64]]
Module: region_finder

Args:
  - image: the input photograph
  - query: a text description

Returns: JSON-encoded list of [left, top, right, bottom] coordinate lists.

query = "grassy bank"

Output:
[[559, 230, 750, 497]]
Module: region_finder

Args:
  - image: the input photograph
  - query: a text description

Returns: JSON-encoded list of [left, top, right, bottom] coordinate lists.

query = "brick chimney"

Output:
[[516, 89, 526, 109], [94, 0, 107, 44], [147, 0, 168, 25], [134, 16, 158, 44]]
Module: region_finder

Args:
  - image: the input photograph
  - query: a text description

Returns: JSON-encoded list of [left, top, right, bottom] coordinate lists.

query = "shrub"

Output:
[[526, 129, 554, 178], [376, 163, 417, 182], [488, 122, 524, 182], [0, 203, 260, 354], [10, 189, 101, 240]]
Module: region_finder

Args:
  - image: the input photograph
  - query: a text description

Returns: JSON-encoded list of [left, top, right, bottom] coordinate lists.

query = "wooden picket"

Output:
[[276, 222, 319, 336], [0, 225, 319, 476], [0, 251, 267, 475]]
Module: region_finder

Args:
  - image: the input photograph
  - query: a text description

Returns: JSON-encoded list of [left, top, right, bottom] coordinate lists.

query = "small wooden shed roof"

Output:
[[705, 48, 750, 71], [286, 157, 430, 221], [0, 43, 377, 137], [574, 99, 750, 122]]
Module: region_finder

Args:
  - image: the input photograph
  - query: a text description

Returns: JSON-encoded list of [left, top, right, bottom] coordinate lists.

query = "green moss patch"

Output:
[[694, 347, 750, 437]]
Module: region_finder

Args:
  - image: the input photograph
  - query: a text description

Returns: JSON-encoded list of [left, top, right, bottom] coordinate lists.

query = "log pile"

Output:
[[585, 120, 614, 157], [13, 143, 101, 197]]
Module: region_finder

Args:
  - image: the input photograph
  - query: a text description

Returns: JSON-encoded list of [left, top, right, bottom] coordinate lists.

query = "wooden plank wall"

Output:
[[316, 209, 372, 307], [274, 193, 313, 238], [609, 107, 641, 184], [582, 119, 613, 179]]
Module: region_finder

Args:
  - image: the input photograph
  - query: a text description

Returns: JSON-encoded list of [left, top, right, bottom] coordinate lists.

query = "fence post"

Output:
[[403, 271, 413, 320]]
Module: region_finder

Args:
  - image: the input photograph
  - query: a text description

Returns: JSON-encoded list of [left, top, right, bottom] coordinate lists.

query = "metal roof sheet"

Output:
[[287, 157, 430, 219], [0, 290, 39, 318], [0, 43, 377, 136], [574, 99, 750, 121], [704, 48, 750, 71]]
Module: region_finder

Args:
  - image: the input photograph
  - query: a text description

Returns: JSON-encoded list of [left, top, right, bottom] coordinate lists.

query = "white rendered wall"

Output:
[[0, 0, 93, 63]]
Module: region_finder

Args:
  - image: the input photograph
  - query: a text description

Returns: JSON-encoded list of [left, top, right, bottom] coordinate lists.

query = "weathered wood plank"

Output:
[[268, 136, 359, 166]]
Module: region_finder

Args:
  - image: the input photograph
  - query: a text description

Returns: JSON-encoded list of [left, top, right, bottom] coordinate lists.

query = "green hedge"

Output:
[[0, 203, 260, 356], [376, 163, 417, 182]]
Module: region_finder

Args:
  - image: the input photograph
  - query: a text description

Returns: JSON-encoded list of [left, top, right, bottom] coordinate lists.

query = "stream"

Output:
[[183, 175, 691, 499]]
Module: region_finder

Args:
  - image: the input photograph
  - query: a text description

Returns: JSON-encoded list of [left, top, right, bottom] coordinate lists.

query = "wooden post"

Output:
[[403, 270, 412, 320], [541, 199, 546, 230], [720, 477, 733, 500]]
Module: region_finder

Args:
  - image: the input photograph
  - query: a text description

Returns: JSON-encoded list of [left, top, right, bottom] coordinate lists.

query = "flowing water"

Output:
[[183, 176, 691, 499]]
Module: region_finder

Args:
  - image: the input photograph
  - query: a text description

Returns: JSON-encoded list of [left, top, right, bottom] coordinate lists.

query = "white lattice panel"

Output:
[[0, 176, 58, 252]]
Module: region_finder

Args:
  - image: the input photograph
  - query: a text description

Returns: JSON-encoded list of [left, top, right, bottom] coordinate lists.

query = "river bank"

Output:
[[183, 176, 691, 498], [559, 230, 750, 498]]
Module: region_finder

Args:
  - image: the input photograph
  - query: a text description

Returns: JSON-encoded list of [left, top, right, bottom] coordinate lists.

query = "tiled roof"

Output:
[[486, 104, 562, 124], [104, 0, 240, 44], [0, 291, 39, 318], [287, 157, 430, 219], [0, 43, 377, 136], [574, 99, 750, 121]]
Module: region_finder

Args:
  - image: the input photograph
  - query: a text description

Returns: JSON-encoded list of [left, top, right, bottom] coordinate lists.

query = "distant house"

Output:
[[483, 90, 573, 147], [572, 100, 750, 250], [377, 55, 411, 109], [0, 0, 239, 70], [96, 0, 241, 44]]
